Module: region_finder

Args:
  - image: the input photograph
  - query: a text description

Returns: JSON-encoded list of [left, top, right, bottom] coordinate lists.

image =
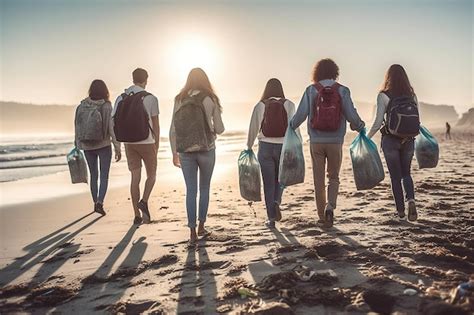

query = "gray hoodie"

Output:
[[75, 98, 120, 151]]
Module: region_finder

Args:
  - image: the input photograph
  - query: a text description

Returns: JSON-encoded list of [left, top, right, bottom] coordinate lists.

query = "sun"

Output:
[[167, 35, 217, 82]]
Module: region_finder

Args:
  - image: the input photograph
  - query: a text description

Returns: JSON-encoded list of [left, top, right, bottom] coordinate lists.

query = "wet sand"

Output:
[[1, 130, 473, 314]]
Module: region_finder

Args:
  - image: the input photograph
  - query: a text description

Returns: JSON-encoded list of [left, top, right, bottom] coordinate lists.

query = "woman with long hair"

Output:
[[169, 68, 225, 244], [75, 79, 121, 215], [367, 64, 418, 221], [247, 78, 296, 228]]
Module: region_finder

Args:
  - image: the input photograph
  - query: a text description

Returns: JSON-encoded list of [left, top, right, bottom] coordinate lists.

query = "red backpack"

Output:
[[311, 82, 342, 131], [261, 98, 288, 137]]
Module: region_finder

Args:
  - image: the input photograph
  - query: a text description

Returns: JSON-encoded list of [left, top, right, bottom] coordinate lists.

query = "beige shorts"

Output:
[[124, 143, 157, 174]]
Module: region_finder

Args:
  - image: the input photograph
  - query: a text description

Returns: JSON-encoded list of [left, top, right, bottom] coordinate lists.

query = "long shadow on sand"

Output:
[[0, 212, 101, 287], [56, 225, 145, 312], [246, 227, 306, 284], [327, 226, 428, 282], [176, 240, 218, 314]]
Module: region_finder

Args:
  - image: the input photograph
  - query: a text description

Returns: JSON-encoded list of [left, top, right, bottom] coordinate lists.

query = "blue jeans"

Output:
[[179, 149, 216, 228], [381, 135, 415, 212], [258, 142, 284, 221], [84, 145, 112, 204]]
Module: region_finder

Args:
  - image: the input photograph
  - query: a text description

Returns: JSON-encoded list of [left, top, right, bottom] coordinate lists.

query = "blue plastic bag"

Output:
[[415, 125, 439, 169], [67, 147, 88, 184], [350, 130, 385, 190], [238, 149, 261, 201], [279, 127, 305, 187]]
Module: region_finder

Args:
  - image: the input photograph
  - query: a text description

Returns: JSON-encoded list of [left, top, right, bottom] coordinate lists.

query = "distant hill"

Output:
[[0, 101, 75, 134], [353, 101, 458, 128], [457, 108, 474, 129], [418, 102, 459, 127], [0, 100, 460, 135]]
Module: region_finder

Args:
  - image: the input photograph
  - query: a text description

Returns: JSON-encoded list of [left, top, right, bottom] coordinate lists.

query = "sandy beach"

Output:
[[0, 130, 473, 314]]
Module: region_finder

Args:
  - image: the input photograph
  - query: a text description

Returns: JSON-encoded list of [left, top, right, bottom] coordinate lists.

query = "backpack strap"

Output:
[[135, 91, 156, 140], [314, 82, 340, 92], [330, 82, 340, 90], [313, 82, 324, 92], [113, 93, 129, 118]]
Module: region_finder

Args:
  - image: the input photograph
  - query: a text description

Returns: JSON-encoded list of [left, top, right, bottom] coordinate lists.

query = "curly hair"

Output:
[[312, 58, 339, 82]]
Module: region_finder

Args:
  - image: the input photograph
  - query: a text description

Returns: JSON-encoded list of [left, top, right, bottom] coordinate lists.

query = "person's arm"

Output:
[[152, 115, 160, 153], [290, 87, 311, 129], [104, 102, 121, 161], [341, 86, 365, 132], [247, 103, 262, 149], [286, 100, 296, 119], [286, 100, 302, 139], [147, 95, 160, 153], [169, 101, 180, 167], [73, 107, 78, 147], [211, 99, 225, 135], [367, 93, 388, 139]]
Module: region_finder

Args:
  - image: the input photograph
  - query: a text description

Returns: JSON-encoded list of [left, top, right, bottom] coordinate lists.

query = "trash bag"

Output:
[[238, 149, 261, 201], [279, 127, 305, 187], [350, 130, 384, 190], [415, 125, 439, 169], [67, 147, 88, 184]]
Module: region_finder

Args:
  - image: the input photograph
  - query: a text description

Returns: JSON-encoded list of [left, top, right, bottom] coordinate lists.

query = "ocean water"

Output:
[[0, 132, 247, 183]]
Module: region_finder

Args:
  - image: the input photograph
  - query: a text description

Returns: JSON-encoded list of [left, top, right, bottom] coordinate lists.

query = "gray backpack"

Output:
[[75, 101, 104, 142], [174, 93, 214, 153]]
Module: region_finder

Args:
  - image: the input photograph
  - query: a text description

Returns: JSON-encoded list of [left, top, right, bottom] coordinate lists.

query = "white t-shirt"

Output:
[[112, 85, 159, 144]]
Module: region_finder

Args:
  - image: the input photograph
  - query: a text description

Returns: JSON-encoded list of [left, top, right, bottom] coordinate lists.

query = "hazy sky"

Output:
[[1, 0, 472, 128]]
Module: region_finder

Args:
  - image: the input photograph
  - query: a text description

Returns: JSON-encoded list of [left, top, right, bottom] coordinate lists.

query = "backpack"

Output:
[[260, 98, 288, 137], [384, 93, 420, 138], [113, 91, 153, 142], [75, 101, 104, 142], [174, 93, 214, 153], [311, 82, 342, 131]]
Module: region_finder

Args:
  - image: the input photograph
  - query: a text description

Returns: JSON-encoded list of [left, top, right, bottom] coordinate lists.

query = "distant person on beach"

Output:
[[247, 78, 296, 228], [445, 122, 452, 140], [74, 79, 121, 215], [367, 64, 420, 221], [170, 68, 225, 244], [290, 58, 365, 228], [112, 68, 160, 225]]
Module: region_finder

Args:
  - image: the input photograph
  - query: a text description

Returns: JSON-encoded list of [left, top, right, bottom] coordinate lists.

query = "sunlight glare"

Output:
[[168, 35, 218, 81]]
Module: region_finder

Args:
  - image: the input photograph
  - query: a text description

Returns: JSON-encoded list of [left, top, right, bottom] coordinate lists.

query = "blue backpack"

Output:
[[384, 94, 420, 138]]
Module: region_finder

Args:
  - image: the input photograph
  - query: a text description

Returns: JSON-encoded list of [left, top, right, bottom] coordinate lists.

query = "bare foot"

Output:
[[197, 222, 210, 237], [190, 228, 198, 243]]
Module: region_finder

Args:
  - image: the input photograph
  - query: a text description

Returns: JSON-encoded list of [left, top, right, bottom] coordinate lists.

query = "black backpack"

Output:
[[384, 93, 420, 138], [174, 93, 214, 153], [113, 91, 153, 142]]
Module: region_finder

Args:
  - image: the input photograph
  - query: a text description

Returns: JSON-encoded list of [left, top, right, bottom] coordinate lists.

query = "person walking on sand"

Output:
[[290, 58, 365, 228], [112, 68, 160, 225], [247, 78, 296, 229], [75, 80, 121, 216], [170, 68, 225, 244], [445, 122, 452, 140], [367, 64, 420, 221]]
